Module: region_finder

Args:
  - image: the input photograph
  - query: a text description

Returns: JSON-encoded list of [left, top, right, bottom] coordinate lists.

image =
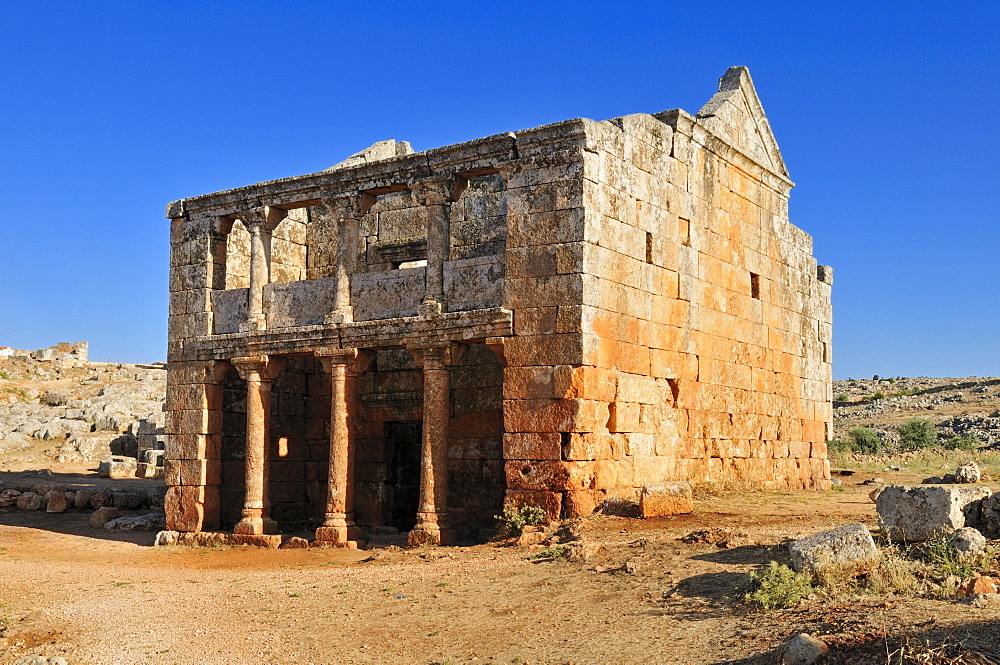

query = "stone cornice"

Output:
[[165, 122, 592, 220]]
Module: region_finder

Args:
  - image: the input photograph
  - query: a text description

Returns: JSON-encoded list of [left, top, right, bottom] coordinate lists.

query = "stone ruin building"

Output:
[[0, 342, 89, 364], [164, 66, 833, 546]]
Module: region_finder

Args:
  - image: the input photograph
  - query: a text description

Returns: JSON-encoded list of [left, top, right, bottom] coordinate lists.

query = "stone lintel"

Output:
[[191, 308, 513, 361]]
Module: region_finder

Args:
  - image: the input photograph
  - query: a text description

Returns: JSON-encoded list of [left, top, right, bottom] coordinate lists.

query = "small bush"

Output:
[[848, 427, 883, 454], [871, 390, 886, 401], [898, 418, 938, 451], [827, 439, 853, 454], [743, 561, 813, 610], [835, 393, 848, 402], [495, 504, 546, 536], [920, 533, 996, 579], [528, 546, 567, 560], [943, 434, 980, 450]]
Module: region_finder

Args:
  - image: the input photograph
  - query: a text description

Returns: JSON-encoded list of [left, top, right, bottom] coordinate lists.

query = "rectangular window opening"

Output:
[[645, 232, 654, 264], [395, 259, 427, 270], [750, 272, 761, 299]]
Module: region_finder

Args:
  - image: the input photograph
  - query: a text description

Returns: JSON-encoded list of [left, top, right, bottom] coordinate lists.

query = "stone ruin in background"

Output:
[[163, 66, 833, 546], [0, 341, 89, 365]]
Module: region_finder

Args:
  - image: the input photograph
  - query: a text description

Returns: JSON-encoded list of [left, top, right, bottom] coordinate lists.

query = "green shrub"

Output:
[[921, 533, 996, 579], [835, 394, 848, 402], [827, 439, 852, 454], [743, 561, 813, 610], [943, 434, 980, 450], [897, 418, 938, 451], [848, 427, 883, 454], [870, 390, 886, 401], [495, 504, 546, 536]]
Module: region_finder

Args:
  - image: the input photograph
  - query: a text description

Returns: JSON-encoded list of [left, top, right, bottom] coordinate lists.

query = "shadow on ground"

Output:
[[716, 619, 1000, 664]]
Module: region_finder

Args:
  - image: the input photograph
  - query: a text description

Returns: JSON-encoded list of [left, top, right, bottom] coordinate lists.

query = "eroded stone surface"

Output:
[[787, 523, 879, 581], [876, 485, 992, 541]]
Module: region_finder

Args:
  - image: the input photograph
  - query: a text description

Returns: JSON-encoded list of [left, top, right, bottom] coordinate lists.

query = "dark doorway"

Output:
[[386, 421, 422, 531]]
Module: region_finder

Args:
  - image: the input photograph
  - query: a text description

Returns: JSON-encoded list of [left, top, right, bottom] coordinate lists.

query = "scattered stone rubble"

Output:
[[0, 349, 166, 478], [0, 477, 165, 526], [832, 376, 1000, 446]]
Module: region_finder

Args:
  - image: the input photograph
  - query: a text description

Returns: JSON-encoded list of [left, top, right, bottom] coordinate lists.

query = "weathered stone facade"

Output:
[[164, 67, 832, 545]]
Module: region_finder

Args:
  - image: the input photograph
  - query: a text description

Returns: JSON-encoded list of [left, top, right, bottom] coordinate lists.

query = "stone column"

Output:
[[321, 195, 361, 325], [313, 347, 372, 547], [406, 343, 464, 546], [239, 206, 287, 331], [231, 355, 284, 535], [410, 178, 453, 316]]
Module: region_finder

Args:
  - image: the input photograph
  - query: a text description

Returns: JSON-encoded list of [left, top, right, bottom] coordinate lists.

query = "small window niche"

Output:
[[750, 272, 761, 300], [678, 217, 691, 247]]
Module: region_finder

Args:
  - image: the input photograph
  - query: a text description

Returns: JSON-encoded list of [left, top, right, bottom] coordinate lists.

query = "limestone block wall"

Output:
[[557, 98, 830, 511], [499, 120, 603, 519]]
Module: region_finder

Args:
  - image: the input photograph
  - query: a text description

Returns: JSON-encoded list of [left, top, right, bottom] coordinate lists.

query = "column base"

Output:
[[233, 517, 263, 535], [407, 527, 456, 547], [314, 525, 362, 548], [233, 516, 280, 535]]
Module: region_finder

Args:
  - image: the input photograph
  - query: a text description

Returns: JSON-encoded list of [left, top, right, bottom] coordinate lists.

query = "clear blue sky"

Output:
[[1, 1, 997, 378]]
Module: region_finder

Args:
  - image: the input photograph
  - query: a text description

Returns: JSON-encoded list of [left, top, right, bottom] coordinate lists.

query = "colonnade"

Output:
[[229, 341, 463, 547]]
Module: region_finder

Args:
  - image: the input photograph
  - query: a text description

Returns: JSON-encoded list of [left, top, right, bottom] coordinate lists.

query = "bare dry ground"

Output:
[[4, 369, 1000, 664], [2, 472, 1000, 665]]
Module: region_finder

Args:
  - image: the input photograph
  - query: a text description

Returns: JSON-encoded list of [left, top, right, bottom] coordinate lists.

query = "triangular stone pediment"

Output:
[[696, 67, 788, 178]]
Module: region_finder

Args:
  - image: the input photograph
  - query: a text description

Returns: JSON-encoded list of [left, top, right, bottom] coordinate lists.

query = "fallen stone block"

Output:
[[16, 492, 44, 511], [876, 485, 991, 541], [949, 526, 987, 557], [104, 512, 166, 531], [45, 490, 69, 513], [135, 462, 163, 479], [154, 530, 179, 546], [0, 489, 22, 507], [956, 462, 982, 484], [639, 481, 693, 517], [279, 536, 310, 549], [981, 492, 1000, 538], [88, 489, 111, 509], [98, 456, 138, 479], [89, 506, 120, 528], [787, 523, 879, 582], [111, 491, 146, 510], [73, 489, 93, 509]]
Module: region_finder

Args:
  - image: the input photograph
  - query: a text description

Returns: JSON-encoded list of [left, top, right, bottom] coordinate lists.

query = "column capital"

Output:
[[234, 205, 287, 232], [407, 342, 466, 369], [408, 176, 455, 206], [321, 193, 363, 221], [231, 355, 285, 382], [314, 347, 375, 374]]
